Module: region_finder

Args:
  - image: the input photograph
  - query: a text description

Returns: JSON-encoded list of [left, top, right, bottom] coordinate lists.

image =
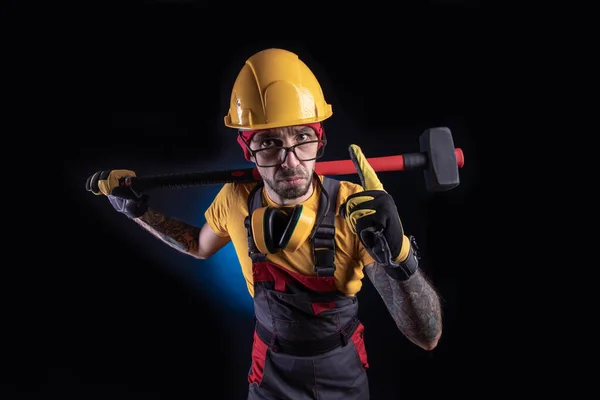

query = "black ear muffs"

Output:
[[265, 206, 289, 254], [278, 205, 304, 249], [251, 205, 316, 254]]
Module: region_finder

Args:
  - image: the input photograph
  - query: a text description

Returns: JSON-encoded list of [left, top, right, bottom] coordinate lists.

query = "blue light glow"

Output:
[[193, 240, 254, 315], [185, 184, 254, 315], [122, 161, 258, 316]]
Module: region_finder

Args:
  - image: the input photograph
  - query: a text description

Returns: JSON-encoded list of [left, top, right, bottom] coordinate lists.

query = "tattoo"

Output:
[[365, 264, 442, 350], [133, 208, 201, 255]]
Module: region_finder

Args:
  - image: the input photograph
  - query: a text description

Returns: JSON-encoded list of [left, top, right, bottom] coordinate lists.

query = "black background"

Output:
[[5, 1, 528, 399]]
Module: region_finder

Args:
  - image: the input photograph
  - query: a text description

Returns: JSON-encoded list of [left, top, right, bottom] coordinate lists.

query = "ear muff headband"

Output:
[[264, 207, 289, 253], [278, 205, 315, 252], [250, 205, 317, 254]]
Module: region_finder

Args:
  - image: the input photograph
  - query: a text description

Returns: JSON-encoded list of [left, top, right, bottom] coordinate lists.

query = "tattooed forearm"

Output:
[[365, 263, 442, 350], [133, 208, 201, 256]]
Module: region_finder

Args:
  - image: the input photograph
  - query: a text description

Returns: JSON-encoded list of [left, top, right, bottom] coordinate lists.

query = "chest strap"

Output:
[[244, 174, 340, 277]]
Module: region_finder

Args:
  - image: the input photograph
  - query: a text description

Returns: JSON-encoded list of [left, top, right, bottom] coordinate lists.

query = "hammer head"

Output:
[[419, 127, 460, 192]]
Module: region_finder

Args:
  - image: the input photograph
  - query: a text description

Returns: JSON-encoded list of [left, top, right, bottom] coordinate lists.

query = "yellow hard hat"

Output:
[[224, 48, 333, 131]]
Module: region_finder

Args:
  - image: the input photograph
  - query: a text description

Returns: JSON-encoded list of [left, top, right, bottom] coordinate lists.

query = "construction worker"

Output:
[[88, 48, 442, 399]]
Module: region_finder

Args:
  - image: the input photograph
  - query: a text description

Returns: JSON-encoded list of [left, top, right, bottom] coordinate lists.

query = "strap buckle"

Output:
[[314, 249, 336, 276]]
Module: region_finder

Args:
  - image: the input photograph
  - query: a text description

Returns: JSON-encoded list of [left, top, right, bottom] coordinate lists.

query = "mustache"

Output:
[[277, 168, 308, 179]]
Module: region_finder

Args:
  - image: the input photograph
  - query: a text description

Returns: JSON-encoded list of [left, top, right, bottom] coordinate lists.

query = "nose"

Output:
[[281, 148, 301, 169]]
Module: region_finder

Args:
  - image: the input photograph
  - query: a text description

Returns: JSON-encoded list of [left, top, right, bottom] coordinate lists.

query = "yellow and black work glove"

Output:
[[88, 169, 148, 219], [340, 145, 419, 281]]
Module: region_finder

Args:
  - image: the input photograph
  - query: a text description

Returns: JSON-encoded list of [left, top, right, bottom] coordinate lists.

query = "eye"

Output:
[[260, 139, 281, 148], [297, 133, 310, 142]]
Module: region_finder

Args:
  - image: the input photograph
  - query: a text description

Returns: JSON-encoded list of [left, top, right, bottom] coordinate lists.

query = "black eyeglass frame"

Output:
[[238, 132, 328, 167]]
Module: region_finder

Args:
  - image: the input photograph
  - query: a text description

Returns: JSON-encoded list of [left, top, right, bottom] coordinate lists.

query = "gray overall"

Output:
[[245, 177, 370, 400]]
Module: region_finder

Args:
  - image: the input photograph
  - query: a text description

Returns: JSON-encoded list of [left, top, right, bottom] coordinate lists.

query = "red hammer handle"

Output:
[[315, 148, 464, 175]]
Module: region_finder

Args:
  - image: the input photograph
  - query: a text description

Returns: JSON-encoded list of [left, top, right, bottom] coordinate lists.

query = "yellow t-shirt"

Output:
[[204, 175, 375, 298]]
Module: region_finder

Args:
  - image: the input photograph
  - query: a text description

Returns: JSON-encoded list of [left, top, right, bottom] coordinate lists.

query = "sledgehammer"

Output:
[[85, 127, 465, 194]]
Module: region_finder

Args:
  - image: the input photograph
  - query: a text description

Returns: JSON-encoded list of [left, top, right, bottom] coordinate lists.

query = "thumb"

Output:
[[349, 144, 384, 191]]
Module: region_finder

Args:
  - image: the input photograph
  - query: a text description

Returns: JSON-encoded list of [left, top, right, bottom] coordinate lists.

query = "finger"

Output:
[[348, 144, 384, 191], [343, 194, 375, 233], [348, 208, 376, 234], [345, 195, 375, 214]]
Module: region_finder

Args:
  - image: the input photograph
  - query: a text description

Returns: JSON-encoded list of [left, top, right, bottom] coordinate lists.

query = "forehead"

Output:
[[252, 125, 315, 140]]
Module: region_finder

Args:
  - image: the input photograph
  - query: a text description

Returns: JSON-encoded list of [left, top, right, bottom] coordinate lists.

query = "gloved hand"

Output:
[[88, 169, 148, 219], [340, 145, 419, 281]]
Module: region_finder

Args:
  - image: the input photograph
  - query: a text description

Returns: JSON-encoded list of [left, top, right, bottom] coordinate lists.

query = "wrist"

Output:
[[394, 235, 411, 263], [384, 235, 420, 281], [129, 201, 149, 219]]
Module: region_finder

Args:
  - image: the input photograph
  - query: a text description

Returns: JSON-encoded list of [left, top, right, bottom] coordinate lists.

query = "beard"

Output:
[[263, 168, 312, 200]]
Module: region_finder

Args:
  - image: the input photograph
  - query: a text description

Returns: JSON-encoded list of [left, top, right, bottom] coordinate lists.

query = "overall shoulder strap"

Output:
[[244, 182, 267, 262], [311, 176, 340, 277]]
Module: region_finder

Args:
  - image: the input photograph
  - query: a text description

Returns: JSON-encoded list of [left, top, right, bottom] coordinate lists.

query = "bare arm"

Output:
[[133, 208, 231, 259], [364, 263, 442, 350]]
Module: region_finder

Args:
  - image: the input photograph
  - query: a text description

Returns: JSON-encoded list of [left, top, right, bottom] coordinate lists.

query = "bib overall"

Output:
[[245, 177, 370, 400]]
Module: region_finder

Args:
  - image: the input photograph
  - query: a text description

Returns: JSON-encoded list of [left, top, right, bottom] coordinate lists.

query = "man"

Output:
[[89, 48, 442, 399]]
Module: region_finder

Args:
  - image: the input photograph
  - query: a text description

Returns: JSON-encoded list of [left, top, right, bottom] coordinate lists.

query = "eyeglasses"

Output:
[[242, 137, 327, 167]]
